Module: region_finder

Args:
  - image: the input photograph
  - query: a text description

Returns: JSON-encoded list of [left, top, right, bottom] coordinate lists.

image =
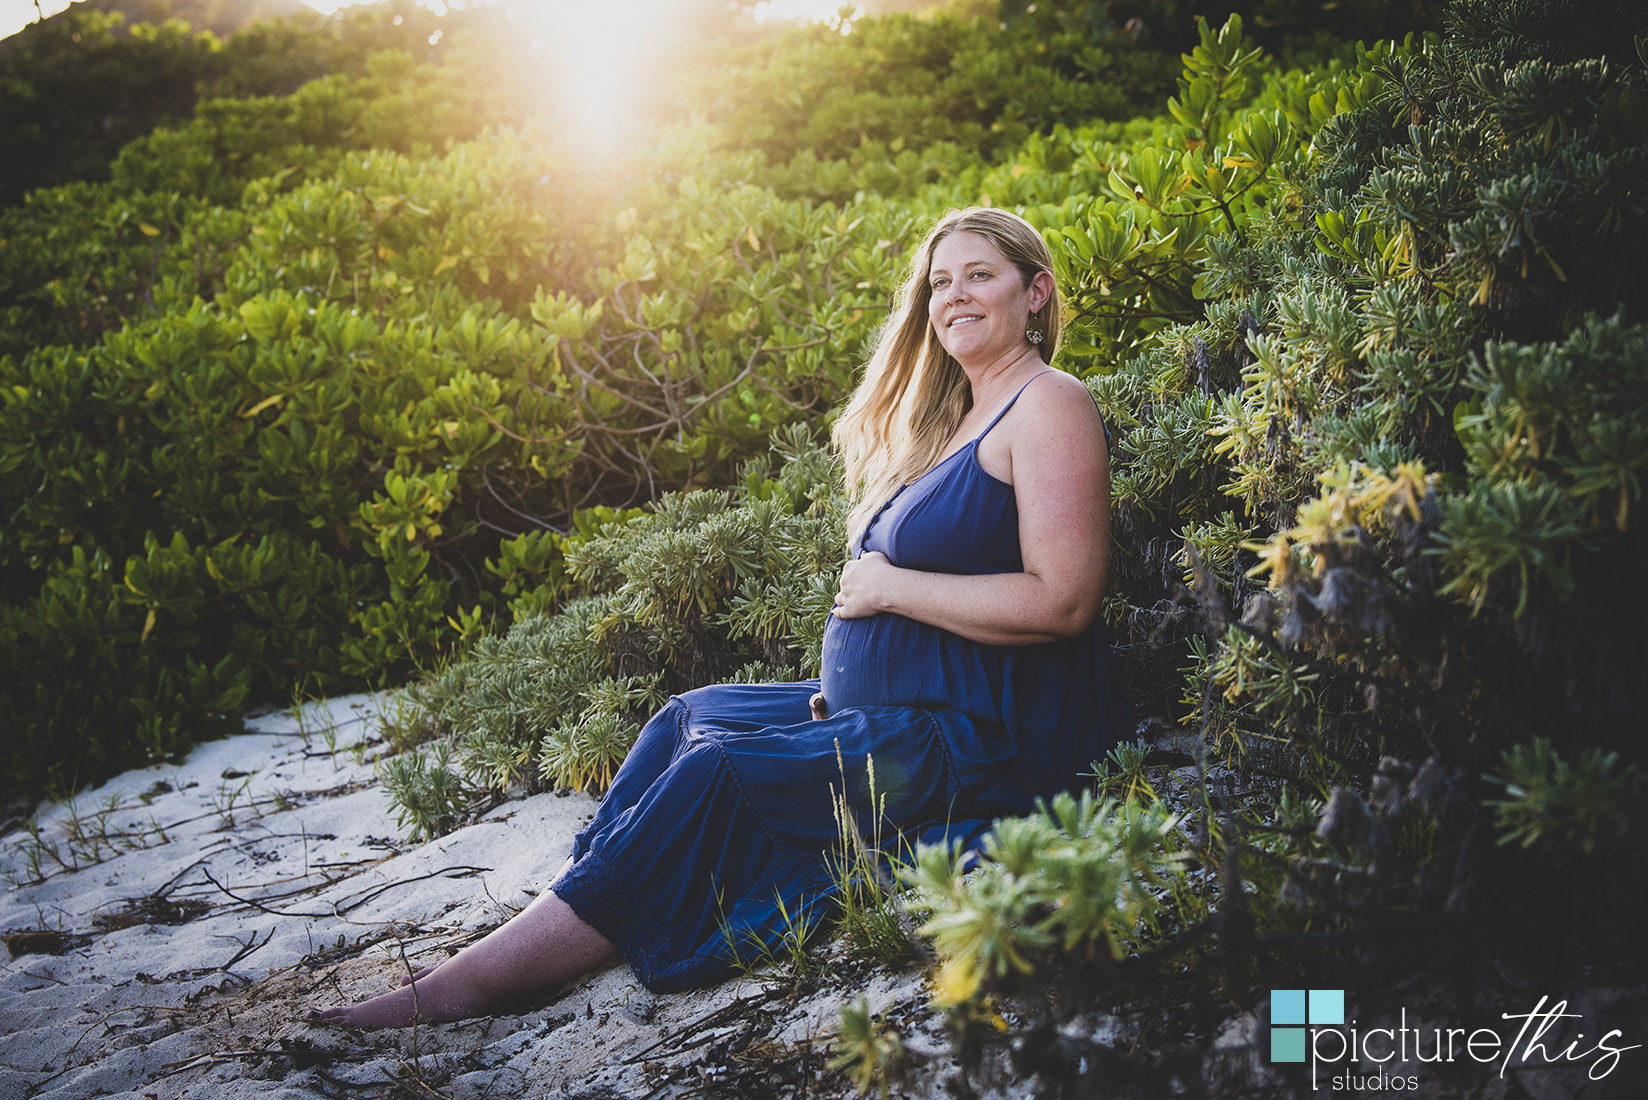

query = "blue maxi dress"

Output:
[[552, 372, 1132, 992]]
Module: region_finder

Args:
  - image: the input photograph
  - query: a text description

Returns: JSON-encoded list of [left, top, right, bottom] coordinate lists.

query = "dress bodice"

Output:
[[850, 430, 1023, 576], [819, 372, 1126, 744]]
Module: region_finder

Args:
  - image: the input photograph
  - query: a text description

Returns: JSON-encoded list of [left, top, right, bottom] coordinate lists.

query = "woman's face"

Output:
[[926, 230, 1046, 368]]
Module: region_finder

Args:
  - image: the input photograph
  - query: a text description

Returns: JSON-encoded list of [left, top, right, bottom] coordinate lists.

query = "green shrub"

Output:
[[390, 425, 844, 815], [899, 792, 1186, 1005]]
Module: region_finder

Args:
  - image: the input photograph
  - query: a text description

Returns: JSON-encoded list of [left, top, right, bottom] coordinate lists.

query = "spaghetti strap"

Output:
[[1091, 398, 1114, 450], [977, 369, 1053, 443]]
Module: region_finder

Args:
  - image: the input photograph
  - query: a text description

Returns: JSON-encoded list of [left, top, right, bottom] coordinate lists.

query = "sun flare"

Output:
[[319, 1, 858, 151], [518, 0, 679, 152]]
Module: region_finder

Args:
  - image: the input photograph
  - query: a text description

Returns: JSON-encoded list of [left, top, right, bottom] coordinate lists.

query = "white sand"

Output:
[[0, 695, 934, 1100]]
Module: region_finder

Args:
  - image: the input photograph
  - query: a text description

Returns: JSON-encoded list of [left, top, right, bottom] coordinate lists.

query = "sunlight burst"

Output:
[[520, 0, 677, 153], [296, 1, 867, 151]]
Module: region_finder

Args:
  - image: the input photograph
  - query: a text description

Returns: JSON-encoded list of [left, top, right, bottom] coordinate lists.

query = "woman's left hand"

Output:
[[833, 551, 897, 618]]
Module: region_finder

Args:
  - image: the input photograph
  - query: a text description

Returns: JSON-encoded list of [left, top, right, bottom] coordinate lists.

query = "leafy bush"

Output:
[[392, 425, 843, 807], [900, 791, 1186, 1005], [0, 1, 500, 207], [1035, 0, 1648, 1024], [690, 8, 1178, 172]]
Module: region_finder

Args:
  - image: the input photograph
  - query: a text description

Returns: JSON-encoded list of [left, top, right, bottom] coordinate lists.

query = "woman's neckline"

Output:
[[861, 437, 1003, 545], [911, 367, 1052, 483], [893, 423, 1014, 504], [858, 368, 1050, 545]]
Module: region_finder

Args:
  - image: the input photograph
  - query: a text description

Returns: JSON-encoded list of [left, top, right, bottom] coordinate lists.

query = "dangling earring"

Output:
[[1026, 327, 1044, 345]]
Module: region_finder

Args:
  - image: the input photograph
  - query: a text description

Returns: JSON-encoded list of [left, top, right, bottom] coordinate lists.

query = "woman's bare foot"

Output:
[[309, 887, 616, 1029], [309, 970, 472, 1028]]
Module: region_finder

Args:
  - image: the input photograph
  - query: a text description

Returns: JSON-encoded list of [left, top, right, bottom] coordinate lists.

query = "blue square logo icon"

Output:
[[1271, 989, 1306, 1025], [1271, 1026, 1307, 1063], [1309, 989, 1344, 1026]]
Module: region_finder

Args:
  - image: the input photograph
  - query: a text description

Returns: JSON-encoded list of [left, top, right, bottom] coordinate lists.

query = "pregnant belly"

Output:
[[819, 612, 1001, 715]]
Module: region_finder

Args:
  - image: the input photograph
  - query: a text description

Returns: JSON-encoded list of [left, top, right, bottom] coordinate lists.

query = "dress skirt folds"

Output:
[[552, 374, 1131, 992]]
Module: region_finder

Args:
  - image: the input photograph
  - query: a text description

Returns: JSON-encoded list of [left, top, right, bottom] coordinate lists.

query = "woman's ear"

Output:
[[1029, 270, 1056, 313]]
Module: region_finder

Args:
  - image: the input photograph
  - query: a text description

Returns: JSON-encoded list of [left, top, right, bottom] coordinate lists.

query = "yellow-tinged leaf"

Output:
[[138, 223, 161, 237], [436, 420, 462, 439], [433, 254, 459, 276], [240, 393, 286, 418], [378, 245, 398, 261], [1471, 270, 1494, 306], [746, 226, 760, 250], [141, 608, 156, 642], [405, 522, 417, 541], [931, 958, 981, 1005]]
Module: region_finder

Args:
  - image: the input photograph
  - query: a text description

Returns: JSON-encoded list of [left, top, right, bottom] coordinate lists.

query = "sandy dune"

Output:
[[0, 695, 930, 1099]]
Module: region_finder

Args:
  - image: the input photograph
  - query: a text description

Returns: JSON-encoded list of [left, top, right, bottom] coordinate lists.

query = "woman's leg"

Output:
[[312, 874, 615, 1029]]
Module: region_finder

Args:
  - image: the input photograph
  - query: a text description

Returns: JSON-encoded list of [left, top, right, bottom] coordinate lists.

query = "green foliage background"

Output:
[[0, 0, 1191, 793], [4, 0, 1646, 1054]]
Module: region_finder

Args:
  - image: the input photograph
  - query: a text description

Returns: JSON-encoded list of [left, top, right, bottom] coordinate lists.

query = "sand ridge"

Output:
[[0, 695, 933, 1099]]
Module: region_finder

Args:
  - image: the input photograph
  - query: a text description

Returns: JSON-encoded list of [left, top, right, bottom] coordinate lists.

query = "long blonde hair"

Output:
[[833, 206, 1063, 542]]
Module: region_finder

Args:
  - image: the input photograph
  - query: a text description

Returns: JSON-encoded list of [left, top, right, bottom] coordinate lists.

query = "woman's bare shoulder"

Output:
[[978, 369, 1106, 484], [1012, 369, 1104, 434]]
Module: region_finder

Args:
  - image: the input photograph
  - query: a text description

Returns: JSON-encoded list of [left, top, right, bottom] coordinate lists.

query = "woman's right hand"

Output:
[[833, 550, 898, 619]]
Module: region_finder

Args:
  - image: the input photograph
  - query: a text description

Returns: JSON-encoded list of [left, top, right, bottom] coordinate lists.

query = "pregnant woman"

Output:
[[314, 206, 1131, 1027]]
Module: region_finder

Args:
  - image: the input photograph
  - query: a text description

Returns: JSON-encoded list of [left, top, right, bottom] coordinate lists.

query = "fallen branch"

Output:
[[332, 865, 492, 916], [217, 926, 275, 971], [198, 863, 491, 919], [156, 1049, 272, 1078], [623, 986, 786, 1064], [200, 867, 332, 918]]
